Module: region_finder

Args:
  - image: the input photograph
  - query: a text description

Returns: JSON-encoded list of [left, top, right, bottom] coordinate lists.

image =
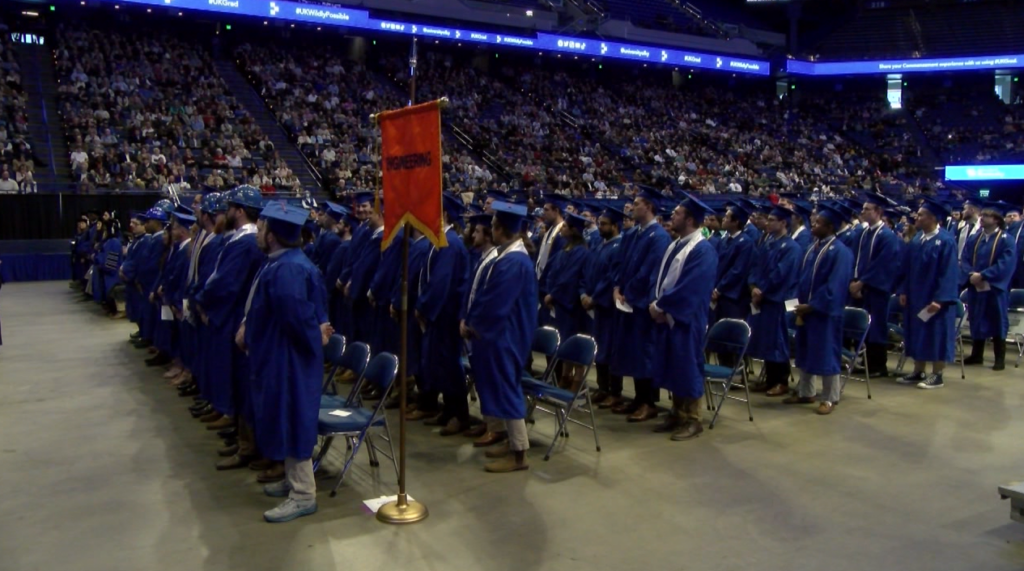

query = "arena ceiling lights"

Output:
[[787, 54, 1024, 76], [110, 0, 769, 76]]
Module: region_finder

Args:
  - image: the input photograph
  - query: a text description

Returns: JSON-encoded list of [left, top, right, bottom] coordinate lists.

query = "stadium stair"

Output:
[[212, 55, 322, 195], [17, 43, 72, 189]]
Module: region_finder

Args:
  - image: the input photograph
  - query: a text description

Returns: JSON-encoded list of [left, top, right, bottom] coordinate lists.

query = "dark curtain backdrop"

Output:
[[0, 195, 159, 240]]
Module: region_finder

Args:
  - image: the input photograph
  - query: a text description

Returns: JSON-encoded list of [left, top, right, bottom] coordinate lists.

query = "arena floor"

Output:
[[2, 281, 1023, 571]]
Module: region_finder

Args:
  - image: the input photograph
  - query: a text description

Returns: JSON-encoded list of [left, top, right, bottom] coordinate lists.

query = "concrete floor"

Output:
[[2, 281, 1024, 571]]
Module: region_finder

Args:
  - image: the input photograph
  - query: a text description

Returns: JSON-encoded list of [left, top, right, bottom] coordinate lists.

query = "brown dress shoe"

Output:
[[462, 424, 487, 438], [405, 409, 436, 421], [598, 395, 624, 409], [627, 404, 659, 423], [199, 411, 223, 423], [816, 402, 835, 415], [484, 443, 510, 458], [749, 383, 769, 393], [249, 458, 274, 471], [217, 444, 239, 457], [423, 414, 449, 427], [611, 401, 638, 415], [216, 454, 254, 470], [256, 463, 285, 483], [782, 396, 816, 405], [473, 431, 509, 448], [590, 390, 610, 404], [484, 450, 529, 473], [206, 416, 235, 430], [439, 418, 467, 436], [652, 414, 681, 433], [765, 384, 790, 397], [670, 420, 704, 441]]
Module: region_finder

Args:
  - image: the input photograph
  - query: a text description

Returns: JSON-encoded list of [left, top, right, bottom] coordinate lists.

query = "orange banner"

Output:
[[378, 100, 447, 250]]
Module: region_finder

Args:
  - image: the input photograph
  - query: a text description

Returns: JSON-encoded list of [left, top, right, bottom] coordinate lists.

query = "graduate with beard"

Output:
[[961, 201, 1017, 371], [582, 208, 625, 410]]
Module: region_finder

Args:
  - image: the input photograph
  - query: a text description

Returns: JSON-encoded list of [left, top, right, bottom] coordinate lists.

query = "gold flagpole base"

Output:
[[376, 495, 429, 524]]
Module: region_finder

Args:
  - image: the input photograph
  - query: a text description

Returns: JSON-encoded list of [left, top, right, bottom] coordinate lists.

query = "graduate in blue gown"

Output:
[[96, 220, 123, 315], [543, 212, 592, 389], [242, 201, 330, 523], [157, 208, 195, 369], [898, 198, 960, 389], [611, 188, 671, 421], [747, 207, 801, 396], [369, 226, 404, 357], [391, 227, 432, 398], [323, 210, 354, 340], [789, 203, 813, 253], [714, 203, 755, 323], [649, 196, 718, 440], [1007, 204, 1024, 289], [461, 202, 538, 472], [134, 209, 168, 345], [345, 206, 383, 346], [313, 203, 344, 275], [120, 214, 147, 331], [187, 195, 228, 398], [704, 210, 723, 252], [192, 187, 265, 463], [534, 194, 567, 326], [306, 204, 329, 268], [849, 192, 901, 376], [414, 195, 470, 433], [790, 204, 853, 415], [962, 201, 1018, 370], [581, 208, 624, 409], [72, 216, 92, 286]]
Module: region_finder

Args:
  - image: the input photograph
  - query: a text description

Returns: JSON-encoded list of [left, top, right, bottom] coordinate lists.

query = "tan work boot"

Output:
[[484, 450, 529, 473], [484, 442, 510, 458]]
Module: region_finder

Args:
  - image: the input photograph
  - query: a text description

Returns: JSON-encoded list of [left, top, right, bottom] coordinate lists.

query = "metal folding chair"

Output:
[[521, 335, 599, 461], [1009, 289, 1024, 368], [887, 295, 909, 373], [954, 300, 967, 379], [840, 307, 872, 399], [703, 319, 752, 429], [314, 352, 399, 497], [320, 334, 346, 391], [523, 326, 561, 382], [320, 341, 371, 409]]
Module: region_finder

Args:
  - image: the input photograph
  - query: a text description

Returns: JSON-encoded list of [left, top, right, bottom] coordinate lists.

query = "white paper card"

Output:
[[975, 280, 991, 292], [549, 308, 556, 319], [710, 301, 717, 311], [161, 305, 173, 321], [785, 299, 799, 312], [328, 410, 352, 417], [750, 303, 761, 315], [917, 307, 935, 323], [363, 494, 415, 514], [587, 309, 595, 320], [615, 299, 633, 313]]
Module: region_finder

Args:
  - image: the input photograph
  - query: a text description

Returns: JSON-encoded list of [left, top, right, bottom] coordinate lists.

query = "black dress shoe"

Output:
[[129, 331, 142, 340], [145, 353, 172, 367], [217, 427, 238, 439], [652, 414, 681, 433], [189, 401, 209, 412], [190, 405, 213, 418], [178, 385, 200, 397], [132, 340, 152, 349]]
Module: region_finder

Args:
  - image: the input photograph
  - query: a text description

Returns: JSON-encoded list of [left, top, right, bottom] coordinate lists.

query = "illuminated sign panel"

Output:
[[788, 55, 1024, 76], [944, 165, 1024, 181]]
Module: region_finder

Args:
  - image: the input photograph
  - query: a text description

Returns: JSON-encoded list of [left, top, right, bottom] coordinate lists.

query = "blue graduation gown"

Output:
[[853, 224, 900, 344], [1010, 221, 1024, 289], [73, 231, 92, 282], [158, 240, 190, 358], [582, 235, 622, 365], [795, 238, 853, 376], [536, 224, 566, 323], [706, 232, 722, 253], [902, 230, 959, 362], [611, 221, 671, 379], [97, 237, 122, 299], [323, 238, 353, 339], [544, 243, 591, 342], [651, 237, 718, 398], [314, 230, 342, 275], [746, 236, 801, 363], [714, 232, 754, 321], [347, 227, 382, 345], [137, 232, 166, 342], [466, 240, 538, 419], [836, 225, 862, 253], [391, 236, 431, 379], [369, 230, 404, 356], [193, 228, 265, 417], [120, 237, 145, 323], [417, 227, 469, 393], [963, 229, 1017, 340], [245, 248, 328, 461], [791, 227, 812, 253], [743, 222, 762, 244], [189, 232, 226, 393]]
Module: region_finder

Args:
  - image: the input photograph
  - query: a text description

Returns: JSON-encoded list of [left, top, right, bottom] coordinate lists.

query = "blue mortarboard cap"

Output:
[[200, 192, 222, 213], [862, 192, 895, 208], [172, 205, 196, 226], [260, 201, 310, 243], [228, 185, 265, 209], [468, 214, 492, 228], [885, 208, 904, 221], [768, 206, 793, 222], [173, 204, 194, 217], [843, 197, 864, 212], [142, 207, 169, 222], [509, 189, 527, 203], [815, 203, 847, 228], [491, 201, 529, 232], [303, 219, 319, 234], [791, 202, 813, 224], [564, 212, 588, 232], [830, 201, 856, 221], [487, 189, 511, 202], [963, 196, 984, 208], [153, 199, 175, 214], [725, 201, 751, 224], [920, 197, 952, 221], [352, 191, 375, 205], [598, 208, 626, 226], [982, 200, 1016, 217], [542, 193, 569, 212], [637, 187, 666, 205], [680, 193, 715, 221], [325, 202, 348, 222], [466, 204, 484, 216], [443, 193, 465, 220]]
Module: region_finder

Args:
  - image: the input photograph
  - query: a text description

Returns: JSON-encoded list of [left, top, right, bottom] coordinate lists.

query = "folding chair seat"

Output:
[[521, 326, 561, 384], [314, 352, 399, 497], [840, 307, 872, 399], [522, 334, 599, 461], [702, 319, 752, 429], [954, 300, 967, 379], [320, 341, 370, 409]]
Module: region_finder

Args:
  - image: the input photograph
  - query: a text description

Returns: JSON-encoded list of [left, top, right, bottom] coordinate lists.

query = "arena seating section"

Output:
[[0, 21, 36, 193]]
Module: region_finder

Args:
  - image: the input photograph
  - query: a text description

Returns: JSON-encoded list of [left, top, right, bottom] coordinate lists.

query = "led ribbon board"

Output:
[[788, 55, 1024, 76], [112, 0, 769, 75], [945, 165, 1024, 181]]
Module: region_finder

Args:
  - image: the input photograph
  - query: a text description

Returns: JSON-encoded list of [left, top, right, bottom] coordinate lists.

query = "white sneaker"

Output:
[[264, 498, 317, 523], [263, 480, 291, 498]]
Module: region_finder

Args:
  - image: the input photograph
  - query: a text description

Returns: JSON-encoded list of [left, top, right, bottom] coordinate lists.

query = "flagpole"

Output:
[[377, 36, 428, 525]]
